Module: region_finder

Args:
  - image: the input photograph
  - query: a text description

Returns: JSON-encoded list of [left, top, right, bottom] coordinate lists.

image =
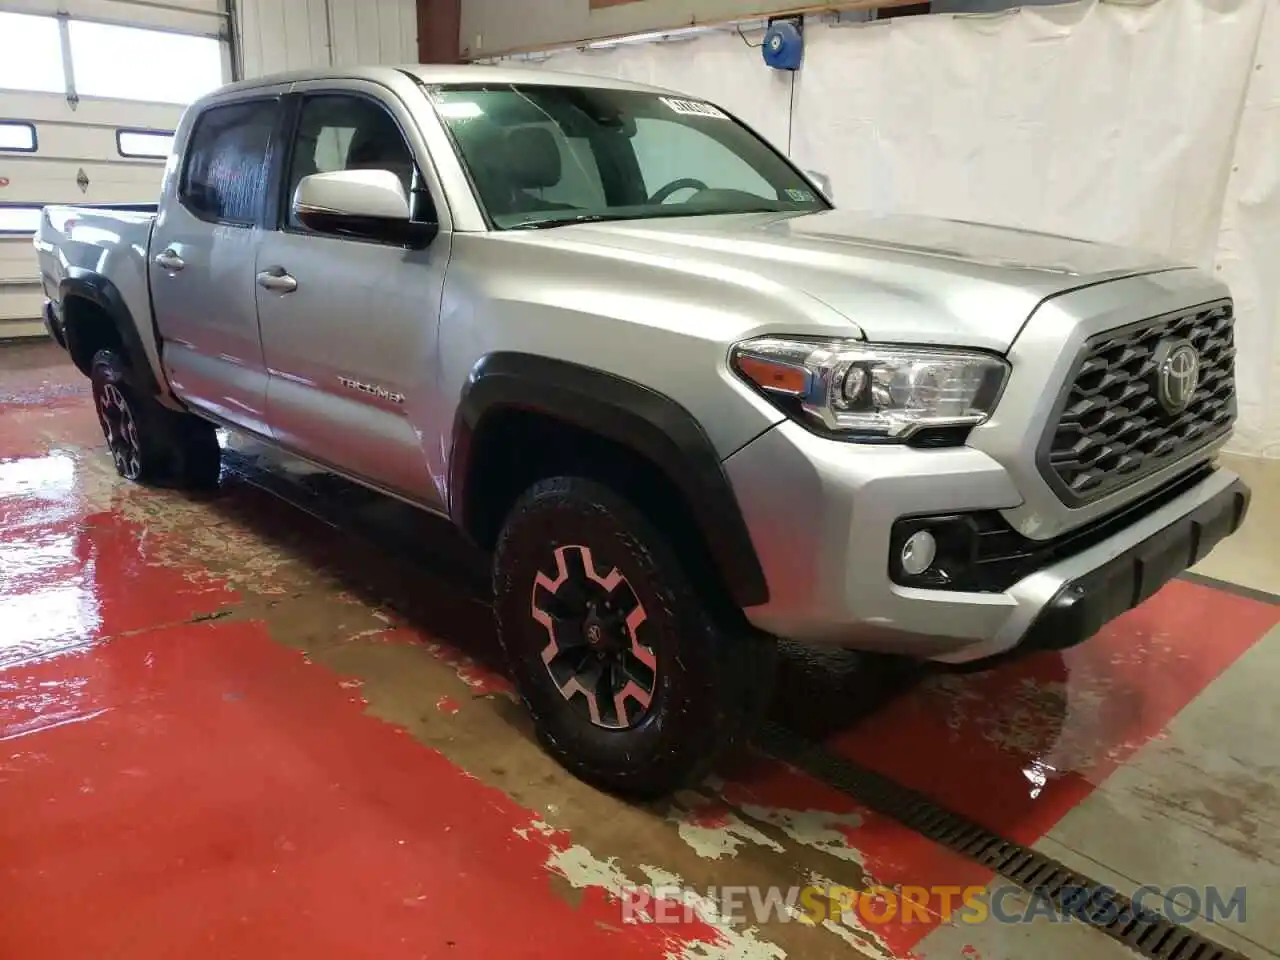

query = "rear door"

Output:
[[149, 91, 287, 437], [253, 80, 452, 503]]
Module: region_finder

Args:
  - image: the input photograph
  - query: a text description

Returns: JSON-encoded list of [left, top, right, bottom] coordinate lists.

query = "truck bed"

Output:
[[36, 202, 168, 401]]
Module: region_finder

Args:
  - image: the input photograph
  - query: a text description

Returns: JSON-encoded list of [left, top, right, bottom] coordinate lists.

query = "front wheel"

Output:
[[493, 476, 776, 798]]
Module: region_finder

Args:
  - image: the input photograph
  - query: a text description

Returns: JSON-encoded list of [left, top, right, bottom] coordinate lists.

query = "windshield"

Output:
[[428, 83, 830, 230]]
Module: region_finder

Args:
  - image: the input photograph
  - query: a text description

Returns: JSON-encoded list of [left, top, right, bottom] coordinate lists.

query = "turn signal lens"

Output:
[[734, 355, 808, 395]]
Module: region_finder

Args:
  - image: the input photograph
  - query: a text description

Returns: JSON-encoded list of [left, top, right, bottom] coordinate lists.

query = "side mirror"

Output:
[[805, 169, 833, 202], [292, 169, 436, 247]]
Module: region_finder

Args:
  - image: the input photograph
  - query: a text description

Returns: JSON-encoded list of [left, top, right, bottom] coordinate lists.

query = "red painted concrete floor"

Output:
[[2, 340, 1278, 960]]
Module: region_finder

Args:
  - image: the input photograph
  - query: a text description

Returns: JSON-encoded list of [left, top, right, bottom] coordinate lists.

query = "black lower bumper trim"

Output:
[[1021, 477, 1251, 654]]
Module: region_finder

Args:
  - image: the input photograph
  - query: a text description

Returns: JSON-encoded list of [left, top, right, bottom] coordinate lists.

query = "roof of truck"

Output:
[[209, 63, 676, 98]]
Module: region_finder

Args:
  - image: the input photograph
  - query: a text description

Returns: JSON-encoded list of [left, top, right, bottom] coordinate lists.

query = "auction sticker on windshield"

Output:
[[660, 97, 728, 119]]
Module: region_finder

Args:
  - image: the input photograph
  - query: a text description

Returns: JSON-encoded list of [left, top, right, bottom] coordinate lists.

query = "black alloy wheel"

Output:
[[89, 348, 221, 490], [531, 543, 657, 730], [95, 379, 143, 480], [493, 475, 777, 798]]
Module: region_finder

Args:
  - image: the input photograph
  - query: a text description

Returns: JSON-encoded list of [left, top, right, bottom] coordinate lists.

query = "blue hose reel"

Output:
[[762, 18, 804, 71]]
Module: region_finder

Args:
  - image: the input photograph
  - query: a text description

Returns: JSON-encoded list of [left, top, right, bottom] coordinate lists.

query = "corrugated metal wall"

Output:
[[237, 0, 419, 77]]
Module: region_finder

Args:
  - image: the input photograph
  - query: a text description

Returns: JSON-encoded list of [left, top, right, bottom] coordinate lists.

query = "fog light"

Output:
[[900, 530, 937, 576]]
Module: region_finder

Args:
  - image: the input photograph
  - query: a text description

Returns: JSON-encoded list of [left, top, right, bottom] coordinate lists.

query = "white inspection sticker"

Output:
[[660, 96, 729, 120]]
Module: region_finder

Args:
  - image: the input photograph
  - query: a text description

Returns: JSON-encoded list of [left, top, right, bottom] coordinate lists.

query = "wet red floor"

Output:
[[3, 343, 1277, 959], [834, 579, 1280, 841], [0, 481, 729, 958], [0, 619, 731, 960]]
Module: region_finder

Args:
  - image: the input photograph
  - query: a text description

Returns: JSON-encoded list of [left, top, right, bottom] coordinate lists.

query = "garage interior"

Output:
[[2, 0, 1280, 958]]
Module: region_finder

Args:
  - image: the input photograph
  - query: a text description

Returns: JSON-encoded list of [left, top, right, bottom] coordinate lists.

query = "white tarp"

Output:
[[509, 0, 1279, 456], [1215, 0, 1280, 456]]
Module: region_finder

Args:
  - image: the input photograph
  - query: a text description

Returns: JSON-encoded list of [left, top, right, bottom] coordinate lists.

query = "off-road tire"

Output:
[[90, 348, 221, 490], [493, 475, 776, 798]]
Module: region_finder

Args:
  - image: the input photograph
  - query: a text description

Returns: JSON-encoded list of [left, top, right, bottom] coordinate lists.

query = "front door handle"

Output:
[[154, 249, 185, 271], [256, 268, 298, 294]]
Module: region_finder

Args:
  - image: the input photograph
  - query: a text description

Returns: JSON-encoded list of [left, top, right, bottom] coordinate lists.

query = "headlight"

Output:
[[730, 337, 1009, 442]]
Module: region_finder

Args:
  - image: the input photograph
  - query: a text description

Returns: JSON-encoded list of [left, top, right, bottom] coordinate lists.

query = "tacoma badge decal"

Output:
[[338, 376, 405, 405]]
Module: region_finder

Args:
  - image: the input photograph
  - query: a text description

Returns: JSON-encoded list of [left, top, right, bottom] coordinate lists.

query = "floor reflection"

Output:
[[1, 452, 101, 667], [0, 450, 76, 498]]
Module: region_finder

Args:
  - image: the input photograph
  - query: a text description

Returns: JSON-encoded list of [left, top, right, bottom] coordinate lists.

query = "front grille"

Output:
[[1041, 301, 1236, 505]]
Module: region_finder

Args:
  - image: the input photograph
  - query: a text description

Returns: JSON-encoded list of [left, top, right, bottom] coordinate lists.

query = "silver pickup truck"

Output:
[[35, 64, 1249, 797]]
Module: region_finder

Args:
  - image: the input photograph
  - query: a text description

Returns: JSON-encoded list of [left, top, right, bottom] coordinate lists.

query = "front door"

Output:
[[149, 94, 281, 437], [254, 85, 450, 502]]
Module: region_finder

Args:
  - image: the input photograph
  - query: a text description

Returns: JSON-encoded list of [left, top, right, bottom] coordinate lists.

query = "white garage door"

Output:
[[0, 0, 230, 339]]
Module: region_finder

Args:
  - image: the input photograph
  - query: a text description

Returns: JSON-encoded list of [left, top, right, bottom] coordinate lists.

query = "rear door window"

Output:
[[180, 98, 278, 226]]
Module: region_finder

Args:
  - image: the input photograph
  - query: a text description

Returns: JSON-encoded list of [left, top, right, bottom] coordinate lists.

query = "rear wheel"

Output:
[[493, 476, 776, 798], [90, 348, 221, 490]]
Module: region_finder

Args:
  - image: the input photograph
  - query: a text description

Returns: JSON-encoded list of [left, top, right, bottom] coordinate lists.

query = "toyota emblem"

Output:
[[1153, 339, 1200, 415]]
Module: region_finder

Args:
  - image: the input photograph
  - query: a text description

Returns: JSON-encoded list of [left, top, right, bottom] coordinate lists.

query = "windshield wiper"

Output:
[[507, 206, 795, 231], [508, 214, 635, 230]]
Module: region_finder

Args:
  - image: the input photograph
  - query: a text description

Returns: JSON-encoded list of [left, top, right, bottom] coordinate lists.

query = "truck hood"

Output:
[[544, 209, 1182, 352]]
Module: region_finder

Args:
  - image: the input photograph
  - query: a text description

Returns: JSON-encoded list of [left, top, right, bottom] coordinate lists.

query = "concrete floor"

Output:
[[1, 339, 1277, 960]]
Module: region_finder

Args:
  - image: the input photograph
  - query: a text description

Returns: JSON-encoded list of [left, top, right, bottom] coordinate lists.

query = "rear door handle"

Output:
[[153, 249, 185, 271], [256, 268, 298, 294]]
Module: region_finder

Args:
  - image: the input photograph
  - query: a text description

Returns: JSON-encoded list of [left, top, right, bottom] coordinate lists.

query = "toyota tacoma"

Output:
[[35, 65, 1249, 797]]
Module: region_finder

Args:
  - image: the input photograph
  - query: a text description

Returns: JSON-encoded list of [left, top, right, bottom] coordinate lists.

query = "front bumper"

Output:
[[723, 420, 1249, 663], [1011, 473, 1248, 659]]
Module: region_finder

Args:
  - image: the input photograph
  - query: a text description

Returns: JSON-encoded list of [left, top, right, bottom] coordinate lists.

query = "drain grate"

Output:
[[754, 722, 1248, 960]]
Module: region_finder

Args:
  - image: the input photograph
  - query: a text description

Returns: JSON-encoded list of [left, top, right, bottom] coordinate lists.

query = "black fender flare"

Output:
[[449, 352, 770, 609], [58, 270, 162, 397]]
